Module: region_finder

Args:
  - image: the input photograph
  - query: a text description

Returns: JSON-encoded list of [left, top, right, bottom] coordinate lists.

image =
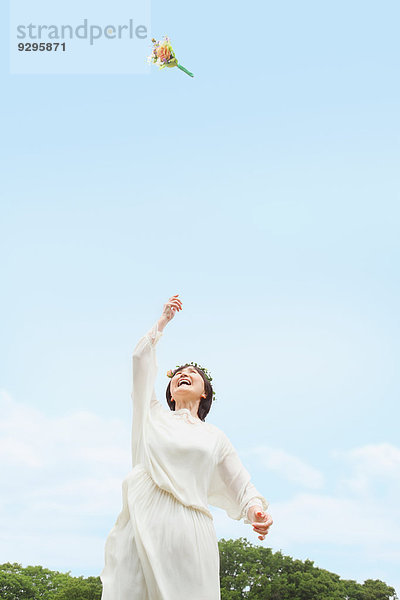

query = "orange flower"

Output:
[[156, 45, 171, 62]]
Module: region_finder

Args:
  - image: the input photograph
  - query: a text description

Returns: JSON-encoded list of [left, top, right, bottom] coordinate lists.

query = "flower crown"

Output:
[[167, 362, 215, 401]]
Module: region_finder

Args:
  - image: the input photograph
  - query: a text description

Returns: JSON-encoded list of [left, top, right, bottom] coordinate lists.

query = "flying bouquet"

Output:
[[148, 36, 194, 78]]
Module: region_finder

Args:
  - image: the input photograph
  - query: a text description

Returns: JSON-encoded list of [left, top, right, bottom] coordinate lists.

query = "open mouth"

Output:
[[178, 379, 191, 387]]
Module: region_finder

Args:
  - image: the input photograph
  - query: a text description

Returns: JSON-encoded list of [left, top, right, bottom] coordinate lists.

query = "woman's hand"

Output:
[[248, 507, 273, 541], [158, 295, 182, 332]]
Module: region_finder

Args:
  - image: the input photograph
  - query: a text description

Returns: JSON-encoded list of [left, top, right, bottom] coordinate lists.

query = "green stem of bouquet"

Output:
[[177, 64, 194, 77]]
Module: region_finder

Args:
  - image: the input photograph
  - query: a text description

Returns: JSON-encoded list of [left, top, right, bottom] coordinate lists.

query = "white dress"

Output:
[[100, 322, 268, 600]]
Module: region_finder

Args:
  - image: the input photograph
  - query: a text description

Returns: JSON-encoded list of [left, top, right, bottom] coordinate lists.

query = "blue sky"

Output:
[[1, 0, 399, 594]]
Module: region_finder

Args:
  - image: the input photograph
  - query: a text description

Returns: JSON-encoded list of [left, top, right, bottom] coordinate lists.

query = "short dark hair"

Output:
[[165, 364, 214, 421]]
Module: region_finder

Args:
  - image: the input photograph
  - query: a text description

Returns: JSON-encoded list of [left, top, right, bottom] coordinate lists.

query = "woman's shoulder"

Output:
[[202, 420, 231, 445], [203, 419, 222, 433]]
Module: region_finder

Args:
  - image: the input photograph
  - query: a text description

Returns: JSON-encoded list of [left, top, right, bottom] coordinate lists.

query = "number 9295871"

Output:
[[18, 42, 66, 52]]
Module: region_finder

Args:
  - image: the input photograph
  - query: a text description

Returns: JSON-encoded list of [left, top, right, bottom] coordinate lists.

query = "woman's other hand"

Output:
[[248, 507, 273, 541], [158, 295, 182, 331]]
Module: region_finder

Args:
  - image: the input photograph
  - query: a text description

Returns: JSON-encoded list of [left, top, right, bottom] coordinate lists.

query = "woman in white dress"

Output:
[[100, 295, 273, 600]]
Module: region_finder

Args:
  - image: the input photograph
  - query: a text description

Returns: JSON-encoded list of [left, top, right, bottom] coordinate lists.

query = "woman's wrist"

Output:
[[157, 316, 169, 332], [246, 501, 264, 522]]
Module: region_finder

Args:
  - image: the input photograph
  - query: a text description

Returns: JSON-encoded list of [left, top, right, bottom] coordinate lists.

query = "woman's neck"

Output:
[[174, 398, 201, 420]]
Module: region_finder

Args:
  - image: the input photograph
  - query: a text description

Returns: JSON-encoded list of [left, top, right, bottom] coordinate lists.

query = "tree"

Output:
[[361, 580, 398, 600], [0, 566, 35, 600], [52, 576, 102, 600], [0, 543, 397, 600], [0, 563, 101, 600], [218, 538, 398, 600]]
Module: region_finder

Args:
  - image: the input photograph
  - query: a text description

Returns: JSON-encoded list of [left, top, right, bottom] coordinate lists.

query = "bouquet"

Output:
[[148, 36, 194, 78]]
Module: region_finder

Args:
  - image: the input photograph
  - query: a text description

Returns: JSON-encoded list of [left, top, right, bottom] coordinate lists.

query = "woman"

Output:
[[100, 295, 273, 600]]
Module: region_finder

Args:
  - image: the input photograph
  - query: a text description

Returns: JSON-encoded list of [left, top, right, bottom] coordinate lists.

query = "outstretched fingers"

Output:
[[162, 295, 183, 320], [167, 295, 182, 312]]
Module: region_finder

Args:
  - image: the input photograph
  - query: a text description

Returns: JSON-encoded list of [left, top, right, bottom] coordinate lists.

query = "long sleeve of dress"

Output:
[[131, 321, 163, 466], [208, 431, 268, 523]]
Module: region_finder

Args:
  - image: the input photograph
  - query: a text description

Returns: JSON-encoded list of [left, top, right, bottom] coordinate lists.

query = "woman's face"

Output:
[[170, 366, 206, 402]]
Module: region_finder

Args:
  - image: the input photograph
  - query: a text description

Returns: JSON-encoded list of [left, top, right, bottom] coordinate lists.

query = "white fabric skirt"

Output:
[[101, 464, 220, 600]]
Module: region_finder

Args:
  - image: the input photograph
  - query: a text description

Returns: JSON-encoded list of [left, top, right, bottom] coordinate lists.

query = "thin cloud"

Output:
[[0, 389, 130, 570], [246, 445, 324, 489], [334, 443, 400, 496]]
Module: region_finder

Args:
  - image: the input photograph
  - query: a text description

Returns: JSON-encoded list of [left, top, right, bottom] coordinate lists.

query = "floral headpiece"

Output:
[[148, 36, 194, 78], [167, 362, 215, 401]]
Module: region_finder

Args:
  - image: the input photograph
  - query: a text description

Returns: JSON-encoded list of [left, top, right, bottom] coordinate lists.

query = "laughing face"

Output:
[[170, 366, 206, 402]]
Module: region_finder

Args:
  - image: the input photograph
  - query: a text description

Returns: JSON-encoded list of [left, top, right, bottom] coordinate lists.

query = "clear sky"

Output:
[[1, 0, 399, 594]]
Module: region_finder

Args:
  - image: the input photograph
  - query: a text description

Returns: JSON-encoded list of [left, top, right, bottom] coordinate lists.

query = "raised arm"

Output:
[[131, 295, 182, 465]]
